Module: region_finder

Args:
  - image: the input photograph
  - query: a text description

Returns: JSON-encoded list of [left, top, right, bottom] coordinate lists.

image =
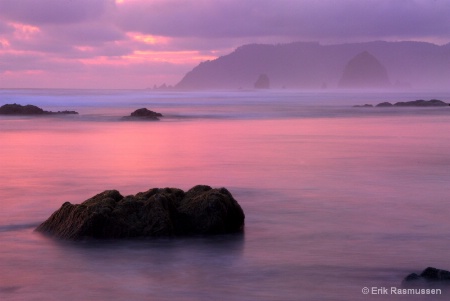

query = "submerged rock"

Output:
[[122, 108, 163, 121], [404, 267, 450, 284], [0, 103, 78, 115], [35, 185, 245, 240]]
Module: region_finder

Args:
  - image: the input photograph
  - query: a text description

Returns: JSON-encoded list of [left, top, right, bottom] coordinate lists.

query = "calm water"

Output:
[[1, 89, 450, 300]]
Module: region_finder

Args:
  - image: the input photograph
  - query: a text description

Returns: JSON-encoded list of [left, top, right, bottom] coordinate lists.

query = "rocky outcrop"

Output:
[[339, 51, 390, 88], [375, 99, 449, 107], [122, 108, 163, 121], [0, 103, 78, 115], [392, 99, 449, 107], [35, 185, 245, 240], [352, 104, 373, 108], [375, 102, 394, 107], [352, 99, 450, 107], [404, 267, 450, 284]]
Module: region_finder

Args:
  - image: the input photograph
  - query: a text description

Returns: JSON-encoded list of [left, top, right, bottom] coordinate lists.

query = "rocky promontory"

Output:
[[35, 185, 245, 240], [0, 103, 78, 115], [121, 108, 163, 121]]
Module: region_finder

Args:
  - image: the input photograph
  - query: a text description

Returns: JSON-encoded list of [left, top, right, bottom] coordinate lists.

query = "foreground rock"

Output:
[[404, 267, 450, 284], [35, 185, 245, 240], [122, 108, 163, 121], [0, 103, 78, 115], [375, 99, 449, 107]]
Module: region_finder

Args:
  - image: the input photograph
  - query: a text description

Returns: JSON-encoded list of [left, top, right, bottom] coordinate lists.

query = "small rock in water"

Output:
[[122, 108, 163, 121]]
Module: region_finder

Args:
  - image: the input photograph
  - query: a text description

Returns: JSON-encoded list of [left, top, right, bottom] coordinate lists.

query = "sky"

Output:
[[0, 0, 449, 89]]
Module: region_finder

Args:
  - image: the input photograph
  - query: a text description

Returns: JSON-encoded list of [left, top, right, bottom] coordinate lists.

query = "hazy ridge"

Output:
[[175, 41, 450, 90]]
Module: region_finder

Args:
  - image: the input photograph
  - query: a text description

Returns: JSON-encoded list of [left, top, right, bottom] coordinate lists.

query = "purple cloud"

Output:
[[0, 0, 113, 25], [44, 22, 125, 45], [116, 0, 450, 41]]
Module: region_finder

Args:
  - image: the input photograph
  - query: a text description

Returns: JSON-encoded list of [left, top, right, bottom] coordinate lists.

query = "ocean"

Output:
[[1, 89, 450, 300]]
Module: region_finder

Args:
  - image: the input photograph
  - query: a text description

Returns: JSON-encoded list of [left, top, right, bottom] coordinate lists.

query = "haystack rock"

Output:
[[339, 51, 390, 88], [35, 185, 245, 240]]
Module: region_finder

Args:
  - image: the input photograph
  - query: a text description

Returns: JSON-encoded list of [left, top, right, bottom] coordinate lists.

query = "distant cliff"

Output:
[[175, 41, 450, 90]]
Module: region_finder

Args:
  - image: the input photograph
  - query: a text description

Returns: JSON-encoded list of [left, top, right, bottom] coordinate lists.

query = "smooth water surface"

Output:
[[1, 89, 450, 300]]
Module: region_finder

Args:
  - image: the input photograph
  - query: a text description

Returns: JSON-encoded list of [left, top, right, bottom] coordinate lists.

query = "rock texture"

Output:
[[122, 108, 163, 121], [0, 103, 78, 115], [35, 185, 245, 240], [339, 51, 390, 88], [404, 267, 450, 284]]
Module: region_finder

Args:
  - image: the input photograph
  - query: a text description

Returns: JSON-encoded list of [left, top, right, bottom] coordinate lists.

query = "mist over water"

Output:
[[1, 89, 450, 300]]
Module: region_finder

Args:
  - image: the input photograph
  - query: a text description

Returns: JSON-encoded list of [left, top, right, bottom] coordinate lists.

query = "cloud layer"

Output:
[[0, 0, 449, 88]]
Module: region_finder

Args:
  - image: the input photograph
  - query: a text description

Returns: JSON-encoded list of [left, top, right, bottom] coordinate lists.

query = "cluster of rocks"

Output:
[[0, 104, 165, 121], [35, 185, 245, 240], [404, 267, 450, 284], [354, 99, 449, 108], [0, 103, 78, 115]]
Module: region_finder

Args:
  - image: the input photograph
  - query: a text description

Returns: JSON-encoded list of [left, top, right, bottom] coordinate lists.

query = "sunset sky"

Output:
[[0, 0, 449, 89]]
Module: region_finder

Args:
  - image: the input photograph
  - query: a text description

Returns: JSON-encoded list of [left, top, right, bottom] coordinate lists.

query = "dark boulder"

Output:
[[0, 103, 78, 115], [404, 267, 450, 284], [122, 108, 163, 121], [35, 185, 245, 240]]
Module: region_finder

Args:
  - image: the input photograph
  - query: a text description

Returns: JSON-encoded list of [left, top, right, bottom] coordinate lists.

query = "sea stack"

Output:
[[338, 51, 390, 88], [254, 74, 270, 89]]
